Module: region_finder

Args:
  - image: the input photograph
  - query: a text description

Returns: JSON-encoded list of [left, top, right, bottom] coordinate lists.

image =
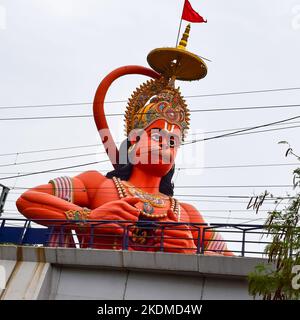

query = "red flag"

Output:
[[182, 0, 207, 23]]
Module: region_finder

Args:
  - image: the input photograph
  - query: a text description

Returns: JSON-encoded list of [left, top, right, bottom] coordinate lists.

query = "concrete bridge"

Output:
[[0, 244, 263, 300]]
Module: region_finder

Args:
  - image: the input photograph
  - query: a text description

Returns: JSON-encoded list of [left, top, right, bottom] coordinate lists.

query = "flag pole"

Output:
[[175, 18, 183, 47], [176, 0, 186, 46]]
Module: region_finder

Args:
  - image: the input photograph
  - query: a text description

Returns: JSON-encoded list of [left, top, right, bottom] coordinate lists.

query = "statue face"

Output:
[[128, 119, 181, 176]]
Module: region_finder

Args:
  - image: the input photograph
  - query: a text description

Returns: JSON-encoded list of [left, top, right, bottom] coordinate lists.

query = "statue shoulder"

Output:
[[74, 170, 108, 187], [179, 202, 206, 224], [72, 170, 110, 204]]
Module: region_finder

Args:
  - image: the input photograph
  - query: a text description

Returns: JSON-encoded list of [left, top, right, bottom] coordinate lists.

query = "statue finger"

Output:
[[122, 197, 141, 207]]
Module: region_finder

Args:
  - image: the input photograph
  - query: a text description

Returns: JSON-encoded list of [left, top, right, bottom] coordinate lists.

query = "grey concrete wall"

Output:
[[0, 245, 265, 300], [0, 259, 50, 299]]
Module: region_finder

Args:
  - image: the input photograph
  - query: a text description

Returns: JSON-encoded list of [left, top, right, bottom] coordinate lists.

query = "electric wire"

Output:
[[1, 103, 300, 121], [1, 86, 300, 110], [1, 120, 299, 158]]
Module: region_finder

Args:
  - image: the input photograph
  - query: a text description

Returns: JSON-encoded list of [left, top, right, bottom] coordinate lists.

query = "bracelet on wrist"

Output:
[[65, 208, 91, 225]]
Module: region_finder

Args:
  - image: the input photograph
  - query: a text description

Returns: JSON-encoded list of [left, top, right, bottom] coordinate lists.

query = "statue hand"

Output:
[[166, 208, 180, 222], [89, 197, 140, 234], [154, 223, 196, 254]]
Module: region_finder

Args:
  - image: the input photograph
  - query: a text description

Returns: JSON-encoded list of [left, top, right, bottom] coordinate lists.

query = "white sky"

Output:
[[0, 0, 300, 253]]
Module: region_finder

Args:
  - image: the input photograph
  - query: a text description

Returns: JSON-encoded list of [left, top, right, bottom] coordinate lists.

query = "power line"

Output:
[[1, 103, 300, 121], [204, 126, 300, 138], [189, 120, 300, 136], [178, 162, 300, 170], [186, 86, 300, 98], [0, 109, 298, 181], [0, 161, 299, 175], [0, 205, 279, 225], [183, 114, 300, 145], [175, 198, 289, 204], [5, 197, 290, 206], [0, 126, 298, 164], [0, 124, 297, 174], [0, 161, 106, 181], [1, 117, 300, 160], [5, 191, 294, 202], [188, 124, 300, 140], [1, 86, 300, 110], [1, 122, 298, 159], [0, 209, 269, 224], [1, 207, 273, 213], [190, 103, 300, 114], [0, 144, 102, 157], [2, 198, 246, 204], [238, 217, 268, 224], [0, 115, 92, 121], [0, 152, 105, 168], [8, 184, 295, 190], [176, 194, 297, 200], [7, 190, 297, 200], [1, 113, 296, 162], [187, 122, 300, 142]]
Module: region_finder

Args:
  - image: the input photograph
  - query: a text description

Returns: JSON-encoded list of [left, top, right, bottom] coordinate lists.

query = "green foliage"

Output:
[[248, 145, 300, 300]]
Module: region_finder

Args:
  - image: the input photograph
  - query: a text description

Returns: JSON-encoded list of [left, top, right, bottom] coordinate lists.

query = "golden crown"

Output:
[[125, 78, 190, 140]]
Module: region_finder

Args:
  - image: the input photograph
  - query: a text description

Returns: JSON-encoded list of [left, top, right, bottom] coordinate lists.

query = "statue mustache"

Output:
[[132, 145, 174, 162]]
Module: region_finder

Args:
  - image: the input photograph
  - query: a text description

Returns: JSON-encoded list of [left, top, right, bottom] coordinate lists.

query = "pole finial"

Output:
[[147, 22, 207, 81], [177, 24, 191, 50]]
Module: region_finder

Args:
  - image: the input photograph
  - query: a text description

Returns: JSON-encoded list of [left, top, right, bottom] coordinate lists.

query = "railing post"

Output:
[[123, 225, 129, 250], [59, 225, 64, 247], [0, 219, 5, 228], [201, 228, 206, 254], [196, 227, 201, 254], [89, 224, 94, 249], [46, 226, 52, 247], [160, 226, 165, 252], [241, 230, 246, 257]]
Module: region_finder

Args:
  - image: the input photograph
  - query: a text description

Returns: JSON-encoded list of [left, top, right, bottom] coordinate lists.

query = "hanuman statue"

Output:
[[16, 25, 232, 255]]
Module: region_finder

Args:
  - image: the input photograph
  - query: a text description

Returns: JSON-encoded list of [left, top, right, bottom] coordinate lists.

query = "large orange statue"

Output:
[[16, 25, 232, 255]]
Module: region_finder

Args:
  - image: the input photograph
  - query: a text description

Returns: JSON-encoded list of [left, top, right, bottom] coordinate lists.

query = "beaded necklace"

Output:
[[112, 177, 181, 221]]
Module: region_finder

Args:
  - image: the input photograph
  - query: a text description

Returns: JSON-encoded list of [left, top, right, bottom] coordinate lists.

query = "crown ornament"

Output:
[[124, 24, 207, 141], [124, 78, 190, 140]]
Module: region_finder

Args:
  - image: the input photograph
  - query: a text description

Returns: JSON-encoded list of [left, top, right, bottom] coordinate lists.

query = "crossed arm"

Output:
[[16, 171, 233, 255], [16, 171, 102, 225]]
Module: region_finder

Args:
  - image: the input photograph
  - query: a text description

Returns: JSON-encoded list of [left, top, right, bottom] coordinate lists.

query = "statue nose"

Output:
[[159, 139, 166, 148], [159, 143, 170, 151], [160, 136, 169, 146]]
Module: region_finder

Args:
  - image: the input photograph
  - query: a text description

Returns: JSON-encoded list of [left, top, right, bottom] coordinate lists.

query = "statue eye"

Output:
[[151, 133, 161, 142], [168, 136, 179, 148]]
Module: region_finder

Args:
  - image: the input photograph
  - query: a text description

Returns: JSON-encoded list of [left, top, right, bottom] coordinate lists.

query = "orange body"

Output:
[[16, 170, 231, 255], [16, 65, 233, 255]]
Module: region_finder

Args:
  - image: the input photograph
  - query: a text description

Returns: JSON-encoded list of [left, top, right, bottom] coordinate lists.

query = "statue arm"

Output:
[[181, 202, 234, 256], [16, 170, 105, 225]]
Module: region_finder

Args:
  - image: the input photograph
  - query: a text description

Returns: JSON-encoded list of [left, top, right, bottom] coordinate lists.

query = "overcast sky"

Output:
[[1, 0, 300, 250]]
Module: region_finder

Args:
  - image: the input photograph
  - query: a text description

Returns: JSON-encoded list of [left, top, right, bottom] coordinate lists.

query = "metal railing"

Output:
[[0, 218, 271, 256]]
